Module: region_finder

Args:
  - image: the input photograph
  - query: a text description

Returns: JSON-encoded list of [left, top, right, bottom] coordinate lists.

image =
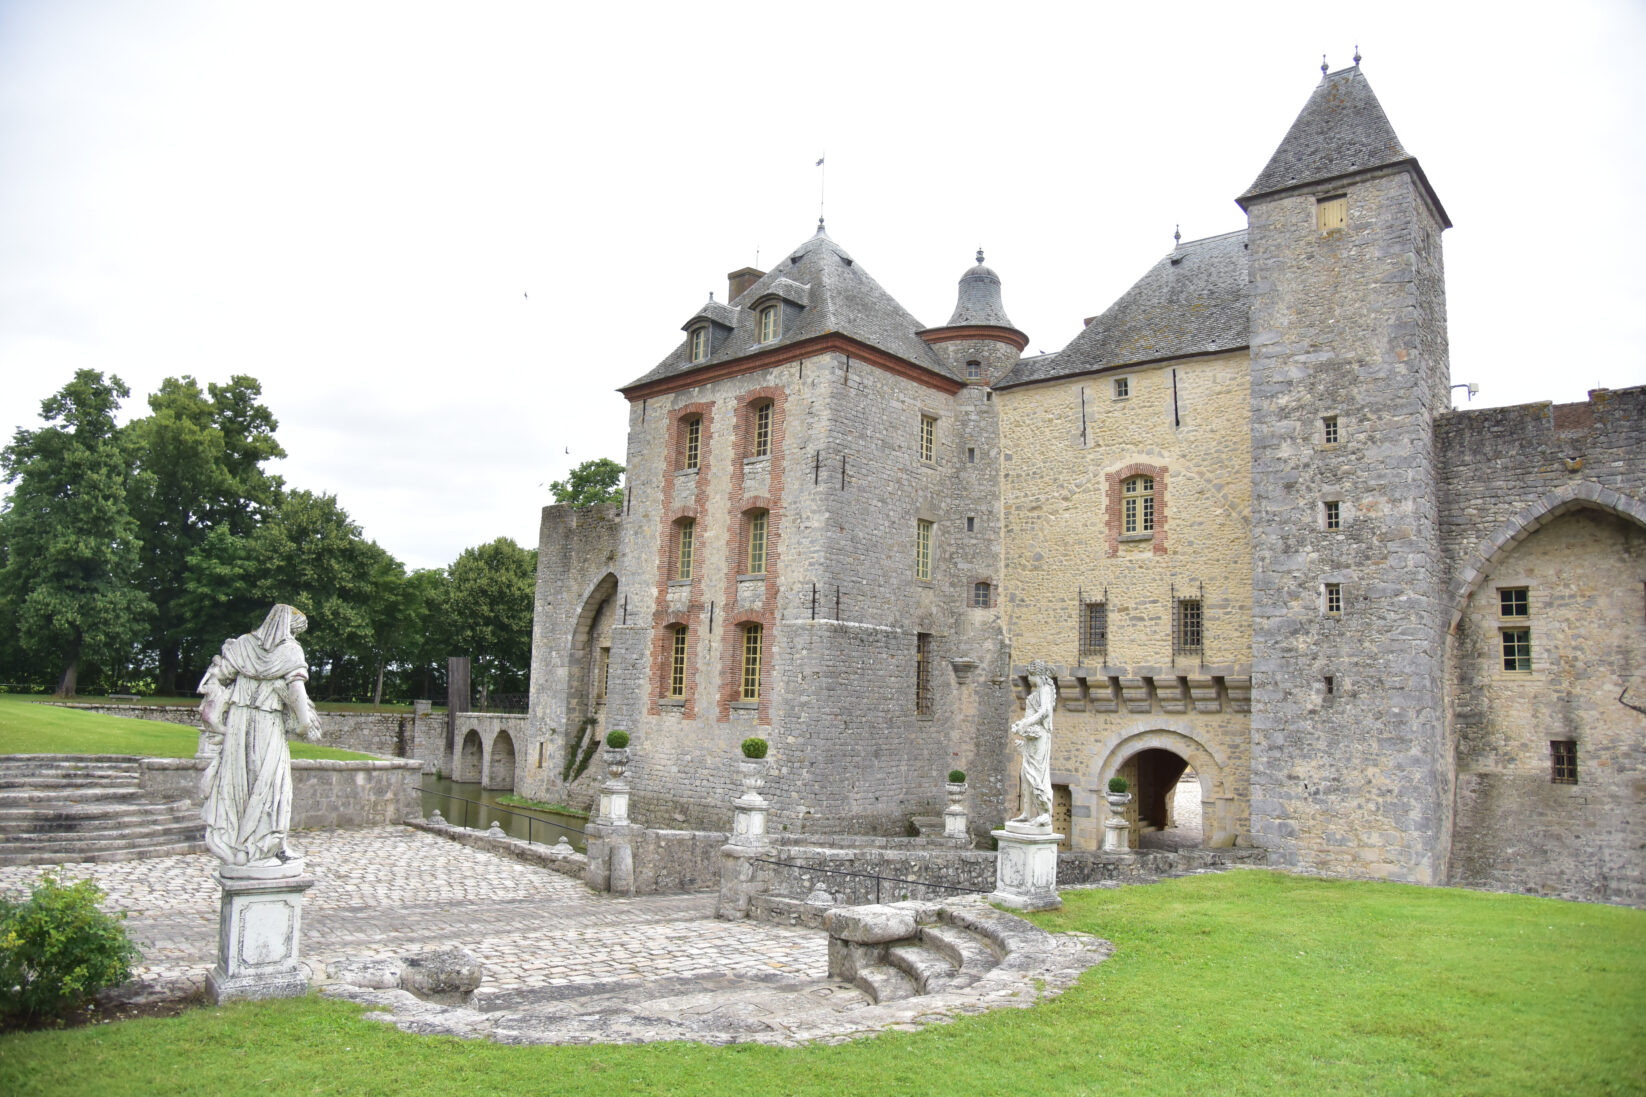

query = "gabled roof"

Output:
[[1238, 65, 1449, 225], [623, 224, 955, 393], [995, 230, 1250, 389]]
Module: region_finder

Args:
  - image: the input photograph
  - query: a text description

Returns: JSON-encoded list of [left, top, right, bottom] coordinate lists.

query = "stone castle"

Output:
[[481, 64, 1644, 906]]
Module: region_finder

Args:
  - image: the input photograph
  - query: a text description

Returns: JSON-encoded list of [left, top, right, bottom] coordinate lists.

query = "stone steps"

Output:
[[0, 753, 207, 865], [828, 902, 1005, 1005]]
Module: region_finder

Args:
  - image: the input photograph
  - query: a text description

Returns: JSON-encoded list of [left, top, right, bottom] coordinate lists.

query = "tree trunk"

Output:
[[373, 660, 385, 706], [157, 645, 181, 696], [55, 657, 79, 699]]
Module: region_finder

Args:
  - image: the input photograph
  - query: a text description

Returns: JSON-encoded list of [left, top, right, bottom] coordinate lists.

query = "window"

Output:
[[1550, 740, 1578, 784], [967, 446, 976, 464], [1322, 415, 1339, 445], [1324, 501, 1341, 530], [683, 417, 701, 470], [1114, 377, 1130, 399], [1501, 627, 1531, 672], [1324, 583, 1342, 615], [966, 360, 981, 381], [597, 647, 610, 700], [966, 516, 975, 532], [669, 627, 688, 697], [746, 510, 767, 574], [676, 519, 694, 580], [1175, 599, 1203, 655], [915, 633, 932, 715], [1317, 195, 1347, 232], [688, 326, 710, 363], [1123, 475, 1155, 535], [752, 402, 772, 457], [741, 624, 763, 701], [972, 581, 991, 608], [1081, 601, 1108, 661], [916, 520, 933, 581], [1499, 588, 1529, 618], [758, 304, 781, 342], [920, 415, 936, 463], [1323, 675, 1335, 696]]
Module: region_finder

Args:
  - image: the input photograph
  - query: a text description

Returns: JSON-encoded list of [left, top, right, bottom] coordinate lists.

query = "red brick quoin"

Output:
[[649, 403, 713, 716], [719, 386, 786, 722], [1105, 462, 1168, 557]]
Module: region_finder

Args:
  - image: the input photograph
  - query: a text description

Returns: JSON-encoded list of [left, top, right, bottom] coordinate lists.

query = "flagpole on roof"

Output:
[[817, 153, 826, 230]]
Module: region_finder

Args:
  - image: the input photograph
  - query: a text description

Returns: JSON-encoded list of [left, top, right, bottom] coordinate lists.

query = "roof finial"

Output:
[[1321, 53, 1329, 75], [976, 247, 985, 265], [816, 215, 826, 236], [709, 291, 714, 302], [1353, 43, 1361, 65], [1173, 224, 1181, 247]]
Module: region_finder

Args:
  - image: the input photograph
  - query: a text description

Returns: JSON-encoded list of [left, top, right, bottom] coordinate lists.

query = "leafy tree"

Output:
[[0, 371, 152, 696], [126, 375, 285, 693], [549, 458, 624, 507], [444, 537, 536, 705]]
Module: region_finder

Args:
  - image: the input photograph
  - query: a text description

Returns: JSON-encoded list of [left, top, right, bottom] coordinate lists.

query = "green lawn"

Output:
[[0, 694, 371, 761], [2, 871, 1641, 1096]]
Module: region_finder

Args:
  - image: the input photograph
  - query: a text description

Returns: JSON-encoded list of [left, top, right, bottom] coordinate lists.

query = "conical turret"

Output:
[[947, 248, 1014, 328]]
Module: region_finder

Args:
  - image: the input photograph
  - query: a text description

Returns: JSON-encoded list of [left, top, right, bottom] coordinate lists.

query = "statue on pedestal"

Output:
[[198, 604, 322, 867], [1009, 660, 1057, 828]]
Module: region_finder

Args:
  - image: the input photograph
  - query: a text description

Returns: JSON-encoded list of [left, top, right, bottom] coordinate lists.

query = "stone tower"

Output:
[[1240, 64, 1454, 882]]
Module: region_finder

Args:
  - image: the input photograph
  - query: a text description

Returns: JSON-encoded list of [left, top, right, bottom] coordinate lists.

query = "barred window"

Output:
[[1175, 599, 1203, 655], [1550, 740, 1577, 784], [1501, 627, 1531, 672], [1123, 475, 1154, 534], [688, 326, 710, 363], [916, 520, 933, 581], [669, 627, 688, 698], [915, 633, 932, 715], [1499, 588, 1529, 618], [972, 581, 991, 608], [1081, 601, 1108, 661], [741, 624, 763, 701], [1324, 583, 1342, 615], [676, 519, 694, 581], [752, 402, 772, 457], [920, 415, 937, 463], [683, 417, 701, 470], [746, 511, 767, 574]]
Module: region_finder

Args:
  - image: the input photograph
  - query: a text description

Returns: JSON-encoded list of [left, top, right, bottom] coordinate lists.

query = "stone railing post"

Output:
[[716, 757, 771, 920], [586, 746, 639, 897]]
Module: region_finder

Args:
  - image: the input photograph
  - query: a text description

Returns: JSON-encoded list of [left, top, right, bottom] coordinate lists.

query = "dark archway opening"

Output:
[[1130, 747, 1201, 850]]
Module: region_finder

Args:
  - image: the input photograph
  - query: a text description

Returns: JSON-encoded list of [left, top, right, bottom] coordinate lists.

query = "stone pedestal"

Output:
[[1103, 792, 1134, 852], [717, 759, 772, 919], [206, 862, 316, 1003], [990, 822, 1063, 911], [585, 822, 641, 896], [944, 781, 969, 840], [596, 747, 631, 826]]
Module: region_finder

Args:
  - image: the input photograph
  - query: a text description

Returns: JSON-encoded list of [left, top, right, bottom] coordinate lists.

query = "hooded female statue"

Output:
[[1009, 660, 1057, 828], [199, 605, 322, 866]]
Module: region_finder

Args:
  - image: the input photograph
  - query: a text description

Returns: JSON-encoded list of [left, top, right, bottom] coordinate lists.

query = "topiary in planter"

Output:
[[604, 729, 630, 749], [948, 769, 966, 784], [741, 737, 768, 760], [1108, 776, 1129, 794], [0, 873, 140, 1021]]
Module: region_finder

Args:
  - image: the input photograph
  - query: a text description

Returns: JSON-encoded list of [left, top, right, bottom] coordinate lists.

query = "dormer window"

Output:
[[688, 326, 710, 363], [758, 304, 781, 343]]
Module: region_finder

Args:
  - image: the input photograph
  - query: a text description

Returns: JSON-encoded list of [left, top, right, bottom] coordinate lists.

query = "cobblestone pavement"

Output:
[[0, 827, 825, 997]]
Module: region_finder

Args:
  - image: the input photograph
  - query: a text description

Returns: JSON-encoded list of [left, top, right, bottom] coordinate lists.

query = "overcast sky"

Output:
[[3, 1, 1643, 572]]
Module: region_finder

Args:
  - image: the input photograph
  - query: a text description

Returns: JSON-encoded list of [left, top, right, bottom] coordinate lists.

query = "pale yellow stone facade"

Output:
[[999, 350, 1253, 849]]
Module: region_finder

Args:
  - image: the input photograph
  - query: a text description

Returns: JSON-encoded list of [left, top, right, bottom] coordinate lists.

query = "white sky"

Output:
[[3, 1, 1643, 571]]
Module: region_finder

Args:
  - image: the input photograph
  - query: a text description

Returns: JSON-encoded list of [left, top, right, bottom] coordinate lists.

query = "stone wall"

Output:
[[44, 703, 442, 763], [997, 349, 1253, 848], [747, 843, 998, 905], [137, 757, 423, 828], [1245, 166, 1452, 884], [449, 714, 530, 790]]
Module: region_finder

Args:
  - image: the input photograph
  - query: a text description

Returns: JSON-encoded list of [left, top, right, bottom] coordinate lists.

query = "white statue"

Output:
[[1009, 660, 1057, 828], [199, 605, 322, 866]]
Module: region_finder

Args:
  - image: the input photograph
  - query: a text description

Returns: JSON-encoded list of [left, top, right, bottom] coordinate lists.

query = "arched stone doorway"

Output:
[[485, 729, 517, 791], [1096, 729, 1235, 848], [457, 729, 484, 783]]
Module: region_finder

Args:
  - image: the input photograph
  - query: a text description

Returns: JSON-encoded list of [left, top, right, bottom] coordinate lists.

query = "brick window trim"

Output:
[[670, 403, 714, 472], [648, 616, 700, 717], [719, 611, 774, 723], [1105, 463, 1168, 557]]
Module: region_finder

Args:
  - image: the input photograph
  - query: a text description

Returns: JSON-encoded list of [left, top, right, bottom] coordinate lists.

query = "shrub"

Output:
[[948, 769, 966, 784], [1108, 776, 1129, 794], [604, 729, 630, 749], [0, 873, 140, 1021], [741, 737, 768, 760]]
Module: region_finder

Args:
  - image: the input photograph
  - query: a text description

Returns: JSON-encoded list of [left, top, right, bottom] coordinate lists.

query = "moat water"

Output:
[[417, 776, 587, 853]]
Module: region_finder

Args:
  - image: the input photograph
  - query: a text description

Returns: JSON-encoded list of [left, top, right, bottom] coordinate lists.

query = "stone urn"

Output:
[[946, 780, 967, 806], [604, 746, 630, 779], [738, 758, 768, 796], [1102, 790, 1133, 852]]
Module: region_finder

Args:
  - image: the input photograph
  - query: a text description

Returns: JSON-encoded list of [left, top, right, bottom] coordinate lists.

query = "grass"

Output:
[[495, 793, 590, 818], [0, 694, 372, 761], [10, 694, 448, 715], [1, 870, 1641, 1096]]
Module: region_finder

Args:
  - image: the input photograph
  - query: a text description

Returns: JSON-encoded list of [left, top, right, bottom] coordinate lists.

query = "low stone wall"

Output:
[[138, 757, 422, 829], [1056, 846, 1268, 886], [633, 828, 727, 893], [749, 845, 999, 906], [405, 819, 587, 882], [42, 702, 442, 762]]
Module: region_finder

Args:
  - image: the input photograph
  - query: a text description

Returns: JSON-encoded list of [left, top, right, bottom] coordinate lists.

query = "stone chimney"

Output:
[[727, 267, 764, 303]]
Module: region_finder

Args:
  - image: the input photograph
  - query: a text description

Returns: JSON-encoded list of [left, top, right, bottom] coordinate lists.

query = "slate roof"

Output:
[[624, 223, 955, 391], [1238, 65, 1447, 225], [995, 230, 1250, 389], [942, 250, 1015, 328]]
